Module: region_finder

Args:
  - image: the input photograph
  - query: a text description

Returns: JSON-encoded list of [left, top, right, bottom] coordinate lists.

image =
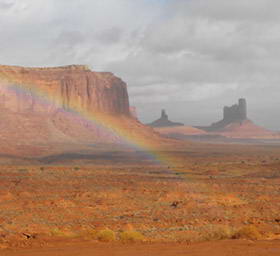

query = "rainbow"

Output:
[[0, 69, 184, 168]]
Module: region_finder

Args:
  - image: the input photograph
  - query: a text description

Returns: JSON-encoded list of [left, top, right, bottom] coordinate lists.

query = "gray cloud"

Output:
[[0, 0, 279, 129], [96, 27, 123, 45], [0, 2, 14, 10], [56, 30, 85, 47]]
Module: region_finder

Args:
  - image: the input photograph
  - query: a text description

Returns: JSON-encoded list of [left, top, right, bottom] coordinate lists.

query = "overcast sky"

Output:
[[0, 0, 279, 129]]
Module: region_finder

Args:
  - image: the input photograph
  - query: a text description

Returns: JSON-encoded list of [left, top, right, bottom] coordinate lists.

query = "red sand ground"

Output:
[[2, 240, 280, 256], [1, 142, 280, 255]]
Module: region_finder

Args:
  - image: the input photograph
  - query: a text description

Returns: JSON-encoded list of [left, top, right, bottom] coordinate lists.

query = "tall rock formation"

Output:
[[147, 109, 184, 128], [0, 64, 130, 116], [0, 64, 169, 157], [196, 98, 248, 131], [223, 98, 247, 123], [155, 98, 279, 141]]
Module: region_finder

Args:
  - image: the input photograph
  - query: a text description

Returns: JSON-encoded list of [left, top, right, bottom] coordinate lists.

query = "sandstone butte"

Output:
[[154, 98, 280, 140], [0, 64, 130, 115], [0, 64, 168, 157], [195, 98, 280, 139]]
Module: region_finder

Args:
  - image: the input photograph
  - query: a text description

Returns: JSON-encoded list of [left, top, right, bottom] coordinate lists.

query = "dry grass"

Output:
[[232, 225, 262, 240], [202, 225, 234, 241], [120, 231, 146, 242], [168, 225, 263, 243], [96, 229, 116, 242]]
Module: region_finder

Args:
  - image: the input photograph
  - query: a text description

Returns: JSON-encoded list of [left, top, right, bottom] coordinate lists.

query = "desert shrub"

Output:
[[202, 225, 233, 241], [96, 229, 116, 242], [120, 231, 145, 242], [232, 225, 262, 240]]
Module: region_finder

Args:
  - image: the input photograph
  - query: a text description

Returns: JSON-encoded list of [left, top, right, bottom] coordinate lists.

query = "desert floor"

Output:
[[2, 240, 280, 256], [0, 142, 280, 255]]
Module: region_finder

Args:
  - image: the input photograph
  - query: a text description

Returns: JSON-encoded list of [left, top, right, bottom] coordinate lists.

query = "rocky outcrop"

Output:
[[223, 98, 247, 123], [147, 109, 184, 128], [191, 98, 280, 140], [0, 64, 173, 157], [196, 98, 248, 131], [0, 64, 130, 116]]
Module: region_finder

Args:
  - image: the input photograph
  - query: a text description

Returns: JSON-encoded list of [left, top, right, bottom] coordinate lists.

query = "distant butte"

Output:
[[193, 98, 279, 139], [154, 98, 280, 140], [196, 98, 248, 132], [147, 109, 184, 128]]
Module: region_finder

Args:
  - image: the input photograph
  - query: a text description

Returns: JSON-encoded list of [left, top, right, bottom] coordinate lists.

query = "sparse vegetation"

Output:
[[232, 225, 262, 240], [1, 143, 280, 250], [96, 229, 116, 242], [120, 231, 145, 242], [202, 225, 234, 241]]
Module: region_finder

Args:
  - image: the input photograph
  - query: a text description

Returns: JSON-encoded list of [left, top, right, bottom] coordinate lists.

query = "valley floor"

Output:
[[1, 142, 280, 254]]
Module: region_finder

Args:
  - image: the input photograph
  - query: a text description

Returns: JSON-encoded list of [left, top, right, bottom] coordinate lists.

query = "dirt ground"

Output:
[[2, 240, 280, 256], [0, 142, 280, 255]]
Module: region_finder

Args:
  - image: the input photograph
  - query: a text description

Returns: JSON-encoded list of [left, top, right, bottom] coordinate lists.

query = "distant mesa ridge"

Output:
[[196, 98, 248, 132], [147, 109, 184, 127]]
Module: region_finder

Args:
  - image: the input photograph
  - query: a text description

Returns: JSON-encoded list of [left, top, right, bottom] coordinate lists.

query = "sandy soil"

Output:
[[1, 142, 280, 254], [2, 240, 280, 256]]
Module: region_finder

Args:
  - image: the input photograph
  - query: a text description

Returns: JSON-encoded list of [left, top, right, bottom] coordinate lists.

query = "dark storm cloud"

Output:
[[0, 0, 279, 129]]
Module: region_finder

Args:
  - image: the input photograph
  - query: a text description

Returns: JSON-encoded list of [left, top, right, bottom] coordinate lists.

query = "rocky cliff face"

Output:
[[0, 65, 170, 157], [0, 65, 130, 116]]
